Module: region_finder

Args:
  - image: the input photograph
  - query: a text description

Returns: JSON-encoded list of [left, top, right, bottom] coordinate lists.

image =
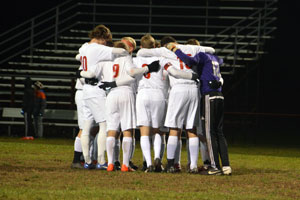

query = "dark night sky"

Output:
[[1, 0, 299, 114]]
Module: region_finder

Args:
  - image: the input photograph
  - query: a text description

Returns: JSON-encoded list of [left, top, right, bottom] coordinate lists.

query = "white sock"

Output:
[[189, 137, 199, 169], [106, 137, 115, 165], [122, 137, 132, 167], [153, 133, 162, 159], [97, 122, 107, 165], [114, 138, 120, 163], [141, 136, 152, 167], [174, 139, 182, 164], [167, 136, 178, 160], [160, 135, 166, 160], [81, 120, 93, 164], [74, 137, 82, 152]]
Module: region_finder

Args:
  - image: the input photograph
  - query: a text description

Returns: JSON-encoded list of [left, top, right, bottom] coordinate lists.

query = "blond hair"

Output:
[[114, 41, 129, 52], [140, 34, 155, 49]]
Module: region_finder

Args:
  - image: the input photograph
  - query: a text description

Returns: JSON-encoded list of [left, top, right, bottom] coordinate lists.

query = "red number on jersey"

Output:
[[177, 54, 191, 69], [142, 64, 150, 79], [113, 64, 120, 78], [80, 56, 88, 71]]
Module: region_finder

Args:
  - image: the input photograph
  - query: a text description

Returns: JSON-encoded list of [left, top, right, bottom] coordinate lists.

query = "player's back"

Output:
[[109, 56, 135, 91], [133, 56, 166, 91]]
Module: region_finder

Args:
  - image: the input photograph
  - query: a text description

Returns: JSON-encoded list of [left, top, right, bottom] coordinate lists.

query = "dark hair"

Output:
[[185, 38, 200, 46], [88, 25, 112, 41], [160, 36, 176, 47]]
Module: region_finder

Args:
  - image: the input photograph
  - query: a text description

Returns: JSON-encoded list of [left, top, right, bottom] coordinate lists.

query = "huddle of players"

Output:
[[71, 24, 232, 175]]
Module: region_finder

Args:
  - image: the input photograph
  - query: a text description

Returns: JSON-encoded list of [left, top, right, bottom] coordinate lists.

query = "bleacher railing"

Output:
[[0, 0, 277, 70]]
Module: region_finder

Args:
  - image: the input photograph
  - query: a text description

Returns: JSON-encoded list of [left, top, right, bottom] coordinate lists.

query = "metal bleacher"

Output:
[[0, 0, 277, 132]]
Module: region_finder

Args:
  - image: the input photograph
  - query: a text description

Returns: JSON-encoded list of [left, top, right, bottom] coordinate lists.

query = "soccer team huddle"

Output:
[[70, 24, 232, 175]]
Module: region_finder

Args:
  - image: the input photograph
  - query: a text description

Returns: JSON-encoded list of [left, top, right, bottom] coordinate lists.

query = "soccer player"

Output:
[[134, 34, 168, 172], [78, 25, 128, 169], [120, 36, 139, 171], [167, 43, 232, 175]]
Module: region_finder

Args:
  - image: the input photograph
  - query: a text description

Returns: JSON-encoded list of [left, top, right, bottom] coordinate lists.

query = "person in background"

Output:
[[33, 81, 46, 138], [21, 77, 35, 138]]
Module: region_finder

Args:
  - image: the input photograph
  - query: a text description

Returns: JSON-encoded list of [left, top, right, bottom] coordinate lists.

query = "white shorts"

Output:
[[75, 90, 85, 129], [136, 89, 166, 128], [83, 96, 106, 123], [164, 84, 199, 129], [106, 86, 136, 131]]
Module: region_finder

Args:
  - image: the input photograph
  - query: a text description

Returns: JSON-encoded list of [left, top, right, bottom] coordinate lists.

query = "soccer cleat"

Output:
[[114, 161, 121, 170], [107, 164, 114, 172], [141, 161, 147, 172], [154, 158, 163, 172], [83, 162, 95, 169], [129, 161, 138, 171], [121, 164, 135, 172], [188, 167, 199, 174], [70, 162, 84, 169], [198, 165, 209, 172], [165, 159, 175, 173], [174, 163, 182, 173], [200, 167, 222, 175], [96, 162, 108, 170], [144, 165, 154, 173], [222, 166, 232, 175]]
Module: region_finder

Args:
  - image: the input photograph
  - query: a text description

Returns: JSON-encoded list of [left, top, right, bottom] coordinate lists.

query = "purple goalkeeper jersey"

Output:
[[175, 49, 223, 95]]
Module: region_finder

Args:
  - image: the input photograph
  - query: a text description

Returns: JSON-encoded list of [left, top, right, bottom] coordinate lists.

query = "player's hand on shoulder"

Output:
[[85, 78, 98, 86], [99, 81, 117, 91], [147, 60, 160, 73], [166, 42, 177, 51]]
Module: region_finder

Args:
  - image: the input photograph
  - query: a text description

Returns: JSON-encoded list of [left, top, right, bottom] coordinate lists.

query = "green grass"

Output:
[[0, 137, 300, 200]]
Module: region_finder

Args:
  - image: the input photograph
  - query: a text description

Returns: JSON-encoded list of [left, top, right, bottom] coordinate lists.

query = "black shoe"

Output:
[[141, 161, 147, 172], [129, 161, 138, 171], [114, 161, 121, 170], [199, 167, 222, 175], [164, 159, 175, 173], [145, 165, 154, 173], [154, 158, 162, 172]]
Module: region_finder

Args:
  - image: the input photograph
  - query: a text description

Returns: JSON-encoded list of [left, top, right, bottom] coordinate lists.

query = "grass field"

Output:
[[0, 137, 300, 200]]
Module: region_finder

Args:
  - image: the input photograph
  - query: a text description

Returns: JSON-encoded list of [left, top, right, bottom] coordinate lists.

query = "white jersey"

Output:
[[133, 56, 167, 91], [136, 45, 207, 60], [78, 42, 113, 99], [105, 55, 137, 131], [110, 55, 136, 89], [161, 57, 196, 88], [75, 78, 84, 90]]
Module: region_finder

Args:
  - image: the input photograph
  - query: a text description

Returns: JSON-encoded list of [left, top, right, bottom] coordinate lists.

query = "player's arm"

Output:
[[136, 47, 167, 57], [202, 46, 215, 54], [167, 43, 201, 66], [163, 61, 199, 82], [99, 75, 136, 91], [127, 60, 160, 77], [75, 54, 81, 61]]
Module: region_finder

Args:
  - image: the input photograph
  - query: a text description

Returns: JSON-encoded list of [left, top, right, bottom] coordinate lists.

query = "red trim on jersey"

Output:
[[164, 62, 172, 70]]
